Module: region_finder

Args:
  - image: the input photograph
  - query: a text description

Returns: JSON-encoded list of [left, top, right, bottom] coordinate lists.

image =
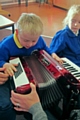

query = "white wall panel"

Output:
[[1, 0, 13, 2]]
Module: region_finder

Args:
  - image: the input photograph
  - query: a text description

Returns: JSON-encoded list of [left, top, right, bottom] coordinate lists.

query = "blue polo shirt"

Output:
[[0, 32, 51, 67]]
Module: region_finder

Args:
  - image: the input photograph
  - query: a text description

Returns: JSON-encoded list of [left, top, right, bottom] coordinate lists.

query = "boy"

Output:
[[0, 13, 61, 120], [0, 13, 62, 76]]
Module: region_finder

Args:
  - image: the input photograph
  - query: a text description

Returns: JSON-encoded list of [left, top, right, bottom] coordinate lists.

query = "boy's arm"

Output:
[[39, 36, 51, 55], [0, 48, 8, 67], [0, 41, 11, 67]]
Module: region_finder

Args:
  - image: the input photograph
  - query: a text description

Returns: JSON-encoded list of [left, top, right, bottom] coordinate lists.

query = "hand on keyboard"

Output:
[[3, 63, 18, 76], [51, 53, 63, 64]]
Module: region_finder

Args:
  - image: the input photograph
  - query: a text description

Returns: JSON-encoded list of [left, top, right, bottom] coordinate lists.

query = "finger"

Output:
[[58, 59, 63, 64], [0, 72, 8, 77], [30, 83, 36, 93], [14, 107, 26, 112], [0, 81, 5, 85], [59, 60, 63, 64], [11, 65, 17, 72], [11, 90, 22, 102], [61, 60, 64, 64], [0, 77, 8, 82], [11, 90, 21, 98], [0, 67, 6, 72], [10, 97, 18, 106], [11, 97, 26, 112], [6, 69, 14, 76], [13, 64, 18, 67]]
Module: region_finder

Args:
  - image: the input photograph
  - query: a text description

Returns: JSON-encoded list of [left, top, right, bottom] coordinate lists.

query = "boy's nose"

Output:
[[75, 23, 78, 26], [28, 42, 33, 47]]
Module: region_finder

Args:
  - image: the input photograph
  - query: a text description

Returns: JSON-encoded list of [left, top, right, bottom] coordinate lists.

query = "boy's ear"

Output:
[[15, 29, 18, 35]]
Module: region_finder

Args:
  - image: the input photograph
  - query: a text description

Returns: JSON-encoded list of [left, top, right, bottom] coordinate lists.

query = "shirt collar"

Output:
[[14, 31, 23, 48], [65, 26, 79, 37], [73, 30, 79, 36]]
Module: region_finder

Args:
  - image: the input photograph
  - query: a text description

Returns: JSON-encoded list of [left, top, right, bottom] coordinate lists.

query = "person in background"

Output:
[[11, 83, 57, 120], [0, 67, 16, 120], [50, 5, 80, 67]]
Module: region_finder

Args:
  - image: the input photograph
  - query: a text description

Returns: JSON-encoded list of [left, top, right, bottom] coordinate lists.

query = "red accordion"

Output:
[[10, 50, 80, 108]]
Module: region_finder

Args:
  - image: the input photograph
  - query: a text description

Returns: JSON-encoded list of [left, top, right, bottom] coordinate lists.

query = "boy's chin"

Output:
[[24, 46, 30, 49], [72, 30, 78, 33]]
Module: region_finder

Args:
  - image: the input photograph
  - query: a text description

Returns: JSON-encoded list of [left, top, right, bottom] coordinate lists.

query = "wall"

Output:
[[53, 0, 80, 10]]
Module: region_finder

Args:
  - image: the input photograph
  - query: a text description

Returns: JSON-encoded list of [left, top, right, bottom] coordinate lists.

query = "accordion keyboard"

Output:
[[62, 58, 80, 80]]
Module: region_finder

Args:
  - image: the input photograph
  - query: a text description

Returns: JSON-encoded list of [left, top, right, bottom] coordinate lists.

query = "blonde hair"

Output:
[[63, 5, 80, 27], [16, 13, 43, 36]]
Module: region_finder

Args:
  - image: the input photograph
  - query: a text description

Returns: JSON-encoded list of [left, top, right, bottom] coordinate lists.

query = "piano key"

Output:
[[63, 63, 71, 67], [64, 71, 80, 79], [62, 58, 80, 80], [63, 66, 78, 72]]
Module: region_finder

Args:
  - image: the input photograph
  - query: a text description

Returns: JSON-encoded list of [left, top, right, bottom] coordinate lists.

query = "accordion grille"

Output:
[[21, 55, 63, 108]]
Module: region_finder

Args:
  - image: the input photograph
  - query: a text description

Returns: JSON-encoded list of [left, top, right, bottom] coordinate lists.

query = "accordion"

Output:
[[9, 50, 80, 109]]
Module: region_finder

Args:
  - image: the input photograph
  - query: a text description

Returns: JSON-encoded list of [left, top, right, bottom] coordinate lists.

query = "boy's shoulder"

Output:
[[55, 27, 68, 36], [0, 34, 14, 44], [37, 36, 44, 42]]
